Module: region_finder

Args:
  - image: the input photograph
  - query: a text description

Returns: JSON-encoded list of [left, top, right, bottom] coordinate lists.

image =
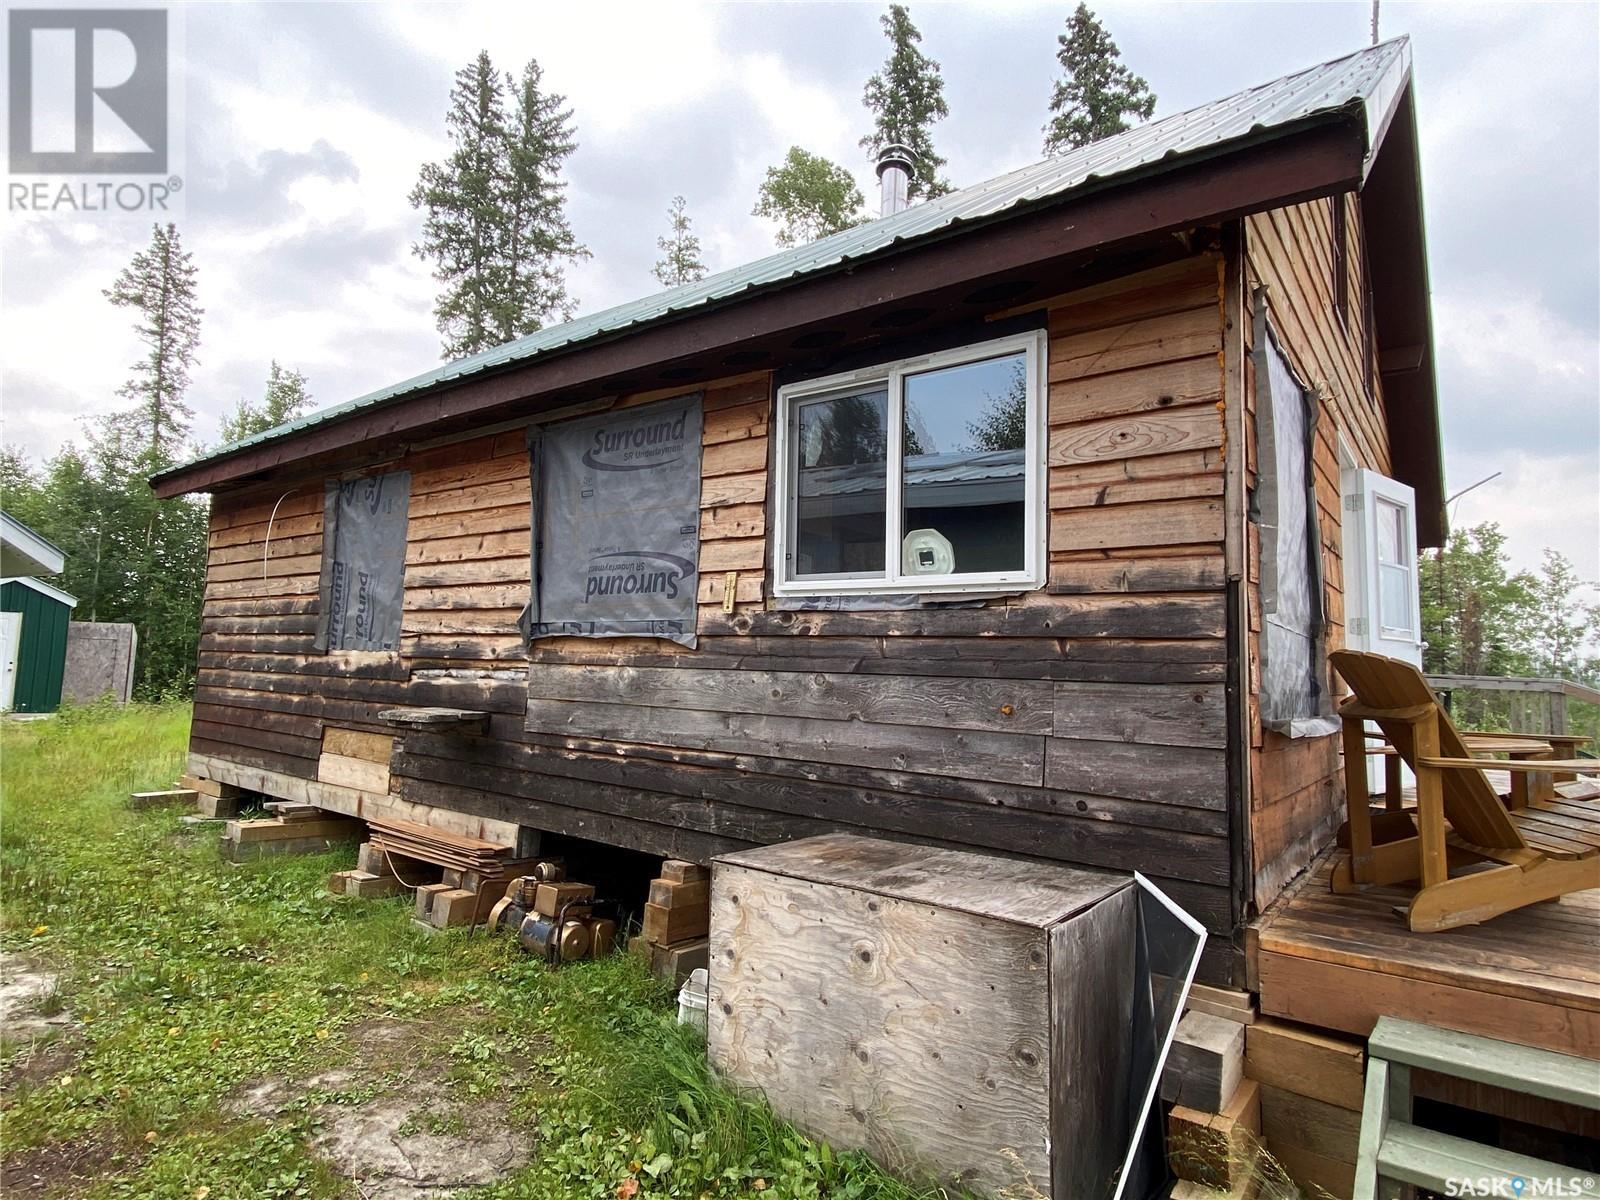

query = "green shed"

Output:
[[1, 577, 78, 713]]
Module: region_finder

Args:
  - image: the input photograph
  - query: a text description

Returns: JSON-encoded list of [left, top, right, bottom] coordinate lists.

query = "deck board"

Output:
[[1252, 853, 1600, 1056]]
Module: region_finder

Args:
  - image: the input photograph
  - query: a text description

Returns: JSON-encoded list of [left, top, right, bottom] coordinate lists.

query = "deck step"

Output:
[[1368, 1017, 1600, 1109], [1377, 1121, 1600, 1196]]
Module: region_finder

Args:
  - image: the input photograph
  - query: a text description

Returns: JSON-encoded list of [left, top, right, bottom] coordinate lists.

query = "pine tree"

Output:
[[411, 52, 588, 360], [103, 222, 202, 462], [653, 195, 707, 288], [499, 58, 588, 338], [220, 361, 312, 444], [1525, 550, 1600, 681], [96, 225, 209, 697], [411, 53, 503, 359], [860, 5, 950, 200], [753, 148, 866, 247], [1044, 4, 1156, 155]]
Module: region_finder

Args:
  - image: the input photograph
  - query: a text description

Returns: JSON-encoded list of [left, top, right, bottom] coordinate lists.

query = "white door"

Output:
[[1340, 465, 1424, 796], [0, 612, 21, 712], [1342, 467, 1423, 665]]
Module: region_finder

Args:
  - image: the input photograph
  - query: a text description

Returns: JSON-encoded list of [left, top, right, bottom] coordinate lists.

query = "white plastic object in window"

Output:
[[901, 528, 954, 576]]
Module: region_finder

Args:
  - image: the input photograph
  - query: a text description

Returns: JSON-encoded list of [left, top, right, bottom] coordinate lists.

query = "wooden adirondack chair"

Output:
[[1328, 650, 1600, 932]]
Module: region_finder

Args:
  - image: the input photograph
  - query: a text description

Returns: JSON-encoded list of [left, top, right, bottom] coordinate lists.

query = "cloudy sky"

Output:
[[3, 0, 1596, 580]]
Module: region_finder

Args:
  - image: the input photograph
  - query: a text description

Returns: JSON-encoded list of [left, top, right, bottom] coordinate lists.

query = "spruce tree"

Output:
[[103, 222, 202, 462], [220, 361, 312, 444], [753, 148, 866, 247], [653, 195, 707, 287], [412, 52, 588, 360], [98, 226, 208, 697], [1043, 3, 1156, 155], [500, 58, 587, 338], [412, 53, 509, 359], [860, 5, 950, 201]]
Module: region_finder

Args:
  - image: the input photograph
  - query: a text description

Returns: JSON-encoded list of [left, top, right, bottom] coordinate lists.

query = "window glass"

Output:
[[793, 388, 888, 578], [1376, 498, 1412, 635], [1376, 498, 1402, 565], [901, 353, 1027, 575]]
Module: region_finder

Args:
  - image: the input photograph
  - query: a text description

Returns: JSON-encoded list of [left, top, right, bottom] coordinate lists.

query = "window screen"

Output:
[[314, 470, 411, 652]]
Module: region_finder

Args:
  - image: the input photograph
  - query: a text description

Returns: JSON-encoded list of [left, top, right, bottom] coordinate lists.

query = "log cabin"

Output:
[[151, 39, 1443, 985]]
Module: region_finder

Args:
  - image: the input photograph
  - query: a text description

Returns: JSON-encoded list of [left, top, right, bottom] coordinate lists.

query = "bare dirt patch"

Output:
[[228, 1014, 537, 1200], [1, 952, 80, 1096], [0, 952, 72, 1042], [1, 1137, 131, 1197]]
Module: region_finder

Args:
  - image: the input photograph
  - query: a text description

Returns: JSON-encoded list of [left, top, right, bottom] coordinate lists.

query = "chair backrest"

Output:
[[1329, 649, 1523, 851]]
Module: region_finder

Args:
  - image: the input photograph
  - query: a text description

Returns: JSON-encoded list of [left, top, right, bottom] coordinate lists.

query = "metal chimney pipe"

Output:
[[876, 143, 915, 217]]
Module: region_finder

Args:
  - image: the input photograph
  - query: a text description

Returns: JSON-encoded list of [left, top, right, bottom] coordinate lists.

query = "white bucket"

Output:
[[676, 967, 708, 1034]]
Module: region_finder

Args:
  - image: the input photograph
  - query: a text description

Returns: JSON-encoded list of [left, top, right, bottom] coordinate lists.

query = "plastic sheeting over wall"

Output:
[[525, 395, 703, 648], [1254, 313, 1337, 738], [314, 470, 411, 652]]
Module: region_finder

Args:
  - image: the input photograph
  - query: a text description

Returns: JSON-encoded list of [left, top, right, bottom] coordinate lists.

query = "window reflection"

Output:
[[794, 389, 888, 577], [901, 353, 1027, 576]]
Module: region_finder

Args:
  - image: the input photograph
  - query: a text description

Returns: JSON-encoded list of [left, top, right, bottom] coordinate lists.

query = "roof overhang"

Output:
[[1, 575, 79, 608], [1360, 82, 1446, 548], [153, 113, 1373, 499], [1, 512, 66, 577]]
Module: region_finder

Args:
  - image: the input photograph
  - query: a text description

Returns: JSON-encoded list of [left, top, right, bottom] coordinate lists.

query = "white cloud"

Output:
[[1450, 450, 1600, 584]]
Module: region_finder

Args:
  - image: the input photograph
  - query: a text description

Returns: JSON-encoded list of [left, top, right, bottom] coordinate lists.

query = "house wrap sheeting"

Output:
[[525, 395, 703, 649]]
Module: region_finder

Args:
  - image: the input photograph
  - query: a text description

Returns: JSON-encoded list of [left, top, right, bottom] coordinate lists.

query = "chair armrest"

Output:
[[1416, 756, 1600, 775]]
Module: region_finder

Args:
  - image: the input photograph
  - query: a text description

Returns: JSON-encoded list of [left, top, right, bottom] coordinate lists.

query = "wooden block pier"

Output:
[[637, 860, 710, 986]]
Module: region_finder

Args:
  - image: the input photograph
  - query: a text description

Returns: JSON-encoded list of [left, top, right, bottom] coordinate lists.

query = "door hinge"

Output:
[[1344, 494, 1364, 512], [1349, 617, 1368, 636]]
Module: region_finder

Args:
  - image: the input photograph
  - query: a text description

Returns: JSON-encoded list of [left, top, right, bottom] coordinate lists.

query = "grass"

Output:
[[0, 700, 952, 1200]]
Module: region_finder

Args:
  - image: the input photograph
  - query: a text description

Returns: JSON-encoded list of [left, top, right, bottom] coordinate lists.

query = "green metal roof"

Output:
[[154, 37, 1411, 487]]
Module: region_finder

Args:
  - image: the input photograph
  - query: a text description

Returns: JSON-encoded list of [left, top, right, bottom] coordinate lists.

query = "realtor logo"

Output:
[[8, 8, 168, 174]]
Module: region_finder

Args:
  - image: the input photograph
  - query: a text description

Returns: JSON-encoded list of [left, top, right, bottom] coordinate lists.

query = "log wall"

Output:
[[1243, 194, 1390, 910], [190, 250, 1244, 979]]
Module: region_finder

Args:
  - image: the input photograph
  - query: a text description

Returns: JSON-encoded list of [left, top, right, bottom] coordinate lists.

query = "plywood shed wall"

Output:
[[189, 241, 1391, 984]]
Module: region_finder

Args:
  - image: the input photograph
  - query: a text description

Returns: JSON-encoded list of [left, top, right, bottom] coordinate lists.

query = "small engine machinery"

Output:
[[487, 861, 619, 964]]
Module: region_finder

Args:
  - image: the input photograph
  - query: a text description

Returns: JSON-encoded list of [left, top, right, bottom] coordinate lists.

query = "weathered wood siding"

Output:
[[1244, 194, 1388, 909], [190, 251, 1241, 976]]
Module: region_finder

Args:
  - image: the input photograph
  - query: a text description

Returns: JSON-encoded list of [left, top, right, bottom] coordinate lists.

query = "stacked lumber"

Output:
[[364, 817, 539, 930], [1185, 982, 1257, 1026], [1163, 1002, 1260, 1196], [221, 810, 364, 861], [368, 816, 520, 874], [1243, 1018, 1366, 1198], [632, 860, 710, 987]]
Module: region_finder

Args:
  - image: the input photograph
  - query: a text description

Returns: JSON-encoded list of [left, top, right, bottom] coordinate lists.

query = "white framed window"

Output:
[[1374, 495, 1415, 639], [772, 330, 1048, 596]]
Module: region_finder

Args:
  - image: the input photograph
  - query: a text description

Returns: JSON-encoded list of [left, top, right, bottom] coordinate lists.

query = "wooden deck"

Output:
[[1249, 853, 1600, 1058]]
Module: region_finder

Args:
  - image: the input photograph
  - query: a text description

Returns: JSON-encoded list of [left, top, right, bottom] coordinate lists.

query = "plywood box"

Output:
[[708, 834, 1145, 1200]]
